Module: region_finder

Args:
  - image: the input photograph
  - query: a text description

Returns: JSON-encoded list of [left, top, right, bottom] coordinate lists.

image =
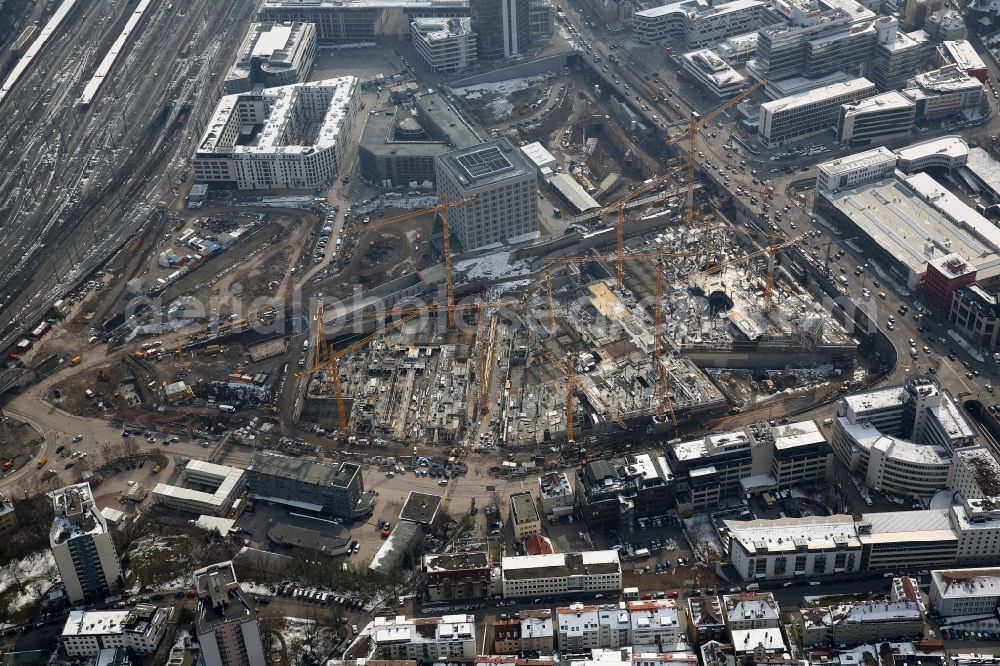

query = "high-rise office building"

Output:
[[870, 18, 932, 92], [471, 0, 530, 59], [758, 77, 876, 148], [194, 561, 266, 666], [50, 483, 122, 603], [435, 138, 538, 249]]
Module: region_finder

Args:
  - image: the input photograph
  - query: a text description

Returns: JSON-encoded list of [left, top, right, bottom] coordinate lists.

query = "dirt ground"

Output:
[[0, 418, 44, 479]]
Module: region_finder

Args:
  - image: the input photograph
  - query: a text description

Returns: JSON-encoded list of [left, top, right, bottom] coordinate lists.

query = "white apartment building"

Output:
[[153, 460, 246, 516], [557, 604, 630, 651], [831, 377, 976, 498], [632, 0, 765, 49], [726, 500, 1000, 581], [628, 599, 681, 646], [725, 514, 865, 581], [797, 599, 924, 646], [895, 135, 969, 172], [435, 138, 538, 249], [193, 77, 360, 190], [930, 567, 1000, 616], [555, 600, 679, 650], [411, 18, 478, 73], [61, 605, 172, 657], [353, 614, 478, 662], [723, 593, 781, 631], [950, 495, 1000, 565], [948, 447, 1000, 498], [758, 78, 876, 148], [501, 551, 622, 598], [539, 472, 575, 517], [50, 483, 123, 603], [816, 147, 898, 194]]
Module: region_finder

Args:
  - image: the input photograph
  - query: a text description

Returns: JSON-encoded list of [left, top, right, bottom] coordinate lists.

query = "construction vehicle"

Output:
[[37, 456, 47, 468], [70, 356, 82, 366]]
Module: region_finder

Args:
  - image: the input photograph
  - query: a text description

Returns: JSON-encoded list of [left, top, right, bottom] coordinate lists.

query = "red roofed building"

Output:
[[524, 534, 554, 555]]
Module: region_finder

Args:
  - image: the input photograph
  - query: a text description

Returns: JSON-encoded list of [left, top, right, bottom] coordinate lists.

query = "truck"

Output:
[[70, 356, 82, 366], [37, 456, 47, 468]]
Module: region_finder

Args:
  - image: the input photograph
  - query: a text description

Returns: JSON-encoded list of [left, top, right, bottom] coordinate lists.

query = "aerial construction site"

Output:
[[0, 0, 878, 471]]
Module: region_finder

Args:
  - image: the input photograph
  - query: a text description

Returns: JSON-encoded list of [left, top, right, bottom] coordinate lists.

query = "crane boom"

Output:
[[339, 196, 475, 328], [565, 354, 574, 443]]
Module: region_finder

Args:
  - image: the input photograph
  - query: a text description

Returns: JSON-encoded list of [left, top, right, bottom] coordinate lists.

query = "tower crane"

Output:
[[341, 195, 476, 329], [596, 81, 762, 289], [565, 354, 575, 443], [541, 249, 700, 267], [653, 247, 677, 426], [545, 271, 556, 331], [304, 308, 422, 435], [684, 81, 764, 257], [701, 233, 806, 315], [542, 249, 696, 423], [308, 299, 518, 430]]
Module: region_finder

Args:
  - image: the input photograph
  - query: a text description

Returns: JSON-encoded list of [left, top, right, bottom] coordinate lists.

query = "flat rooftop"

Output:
[[152, 461, 243, 509], [61, 610, 129, 637], [437, 138, 534, 189], [818, 147, 897, 177], [227, 21, 313, 85], [903, 171, 1000, 260], [841, 91, 915, 115], [197, 77, 357, 156], [928, 252, 976, 279], [964, 147, 1000, 197], [839, 421, 952, 465], [859, 509, 957, 545], [821, 175, 1000, 280], [771, 420, 829, 451], [683, 49, 746, 87], [908, 65, 982, 94], [725, 514, 862, 554], [766, 71, 855, 99], [262, 0, 469, 9], [413, 92, 481, 149], [547, 173, 600, 212], [400, 491, 442, 525], [412, 16, 473, 40], [635, 0, 763, 19], [501, 551, 621, 580], [761, 77, 874, 114], [424, 551, 489, 572], [249, 451, 358, 487], [931, 567, 1000, 598], [266, 513, 351, 553], [674, 430, 751, 463], [941, 40, 986, 72], [895, 135, 969, 165], [511, 491, 539, 525]]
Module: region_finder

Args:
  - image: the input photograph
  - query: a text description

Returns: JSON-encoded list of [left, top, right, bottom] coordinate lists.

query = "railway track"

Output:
[[0, 0, 252, 350]]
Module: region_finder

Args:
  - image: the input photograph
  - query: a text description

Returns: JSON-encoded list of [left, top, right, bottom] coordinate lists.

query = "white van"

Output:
[[745, 583, 760, 591]]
